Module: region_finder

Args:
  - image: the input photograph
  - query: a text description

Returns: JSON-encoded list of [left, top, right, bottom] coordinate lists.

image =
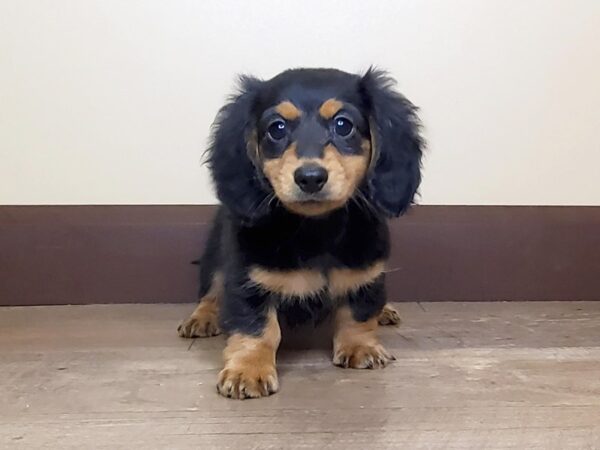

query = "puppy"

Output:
[[178, 68, 423, 399]]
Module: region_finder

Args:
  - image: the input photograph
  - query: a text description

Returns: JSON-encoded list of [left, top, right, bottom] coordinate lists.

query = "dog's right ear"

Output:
[[206, 75, 270, 223]]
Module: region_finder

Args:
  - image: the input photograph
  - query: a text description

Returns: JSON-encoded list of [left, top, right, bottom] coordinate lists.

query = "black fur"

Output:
[[360, 68, 423, 216], [200, 67, 423, 335]]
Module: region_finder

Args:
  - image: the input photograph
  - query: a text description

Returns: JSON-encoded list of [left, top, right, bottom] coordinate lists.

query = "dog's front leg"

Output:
[[331, 276, 395, 369], [216, 282, 280, 399]]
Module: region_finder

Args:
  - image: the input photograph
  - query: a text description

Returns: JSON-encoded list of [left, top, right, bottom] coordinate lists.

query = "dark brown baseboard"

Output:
[[1, 205, 599, 306]]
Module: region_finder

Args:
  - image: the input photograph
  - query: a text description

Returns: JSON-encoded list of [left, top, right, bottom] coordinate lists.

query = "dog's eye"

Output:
[[267, 120, 287, 141], [334, 116, 354, 137]]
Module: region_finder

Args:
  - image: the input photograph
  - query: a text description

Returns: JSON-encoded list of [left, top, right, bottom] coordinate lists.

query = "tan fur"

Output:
[[361, 139, 372, 154], [249, 266, 326, 299], [217, 310, 281, 399], [262, 143, 369, 217], [378, 303, 401, 326], [284, 198, 349, 217], [329, 261, 385, 297], [177, 272, 223, 338], [262, 142, 301, 200], [275, 101, 302, 120], [367, 118, 378, 170], [318, 98, 343, 119], [362, 138, 376, 178], [320, 144, 369, 201], [246, 129, 259, 161], [333, 306, 394, 369]]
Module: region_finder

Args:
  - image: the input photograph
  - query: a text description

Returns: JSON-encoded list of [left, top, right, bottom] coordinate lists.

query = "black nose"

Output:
[[294, 164, 328, 194]]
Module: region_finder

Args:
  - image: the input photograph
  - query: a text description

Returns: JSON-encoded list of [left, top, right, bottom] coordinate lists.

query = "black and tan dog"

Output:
[[178, 68, 423, 399]]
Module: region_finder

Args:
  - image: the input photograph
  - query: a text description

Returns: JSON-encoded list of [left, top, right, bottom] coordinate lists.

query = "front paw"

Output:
[[333, 343, 395, 369], [217, 364, 279, 399], [177, 312, 221, 338]]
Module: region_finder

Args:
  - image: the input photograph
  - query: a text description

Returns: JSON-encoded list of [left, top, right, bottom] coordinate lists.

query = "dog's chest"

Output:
[[235, 207, 390, 317], [237, 207, 390, 270]]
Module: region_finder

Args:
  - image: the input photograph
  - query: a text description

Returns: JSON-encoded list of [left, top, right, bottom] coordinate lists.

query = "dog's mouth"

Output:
[[293, 195, 327, 204], [282, 196, 347, 217], [298, 199, 321, 205]]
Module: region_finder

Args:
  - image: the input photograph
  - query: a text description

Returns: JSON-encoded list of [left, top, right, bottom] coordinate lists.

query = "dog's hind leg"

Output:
[[178, 209, 224, 338], [378, 303, 401, 326], [178, 271, 223, 338]]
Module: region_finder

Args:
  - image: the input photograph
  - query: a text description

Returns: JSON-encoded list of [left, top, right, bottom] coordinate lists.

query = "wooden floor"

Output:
[[1, 302, 600, 449]]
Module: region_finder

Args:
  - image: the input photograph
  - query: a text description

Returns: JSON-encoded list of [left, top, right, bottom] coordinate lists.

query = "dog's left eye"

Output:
[[334, 116, 354, 137], [267, 120, 287, 141]]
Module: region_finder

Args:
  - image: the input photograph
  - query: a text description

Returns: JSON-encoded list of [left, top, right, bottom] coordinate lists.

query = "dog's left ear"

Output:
[[360, 68, 424, 217]]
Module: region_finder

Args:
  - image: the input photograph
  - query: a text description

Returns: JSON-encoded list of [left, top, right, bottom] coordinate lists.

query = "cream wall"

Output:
[[1, 0, 599, 206]]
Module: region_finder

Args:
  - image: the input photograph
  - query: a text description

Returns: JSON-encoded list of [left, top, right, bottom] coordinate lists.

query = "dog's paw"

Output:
[[333, 343, 395, 369], [177, 312, 221, 338], [217, 364, 279, 399], [378, 304, 401, 326]]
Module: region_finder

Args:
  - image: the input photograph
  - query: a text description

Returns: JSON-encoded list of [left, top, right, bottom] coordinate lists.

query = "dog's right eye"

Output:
[[267, 120, 287, 141]]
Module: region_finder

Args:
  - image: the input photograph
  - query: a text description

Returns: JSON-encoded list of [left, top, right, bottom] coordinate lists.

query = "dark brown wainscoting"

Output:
[[1, 205, 599, 306]]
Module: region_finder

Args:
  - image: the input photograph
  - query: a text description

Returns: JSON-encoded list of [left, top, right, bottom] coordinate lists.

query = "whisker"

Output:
[[351, 190, 378, 216], [246, 192, 272, 218]]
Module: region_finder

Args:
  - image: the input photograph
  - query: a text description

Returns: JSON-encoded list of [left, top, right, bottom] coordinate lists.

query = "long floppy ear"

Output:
[[206, 75, 269, 223], [360, 68, 424, 217]]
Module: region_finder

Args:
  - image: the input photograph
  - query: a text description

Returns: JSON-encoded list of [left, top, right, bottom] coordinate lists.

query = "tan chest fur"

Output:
[[248, 262, 385, 300]]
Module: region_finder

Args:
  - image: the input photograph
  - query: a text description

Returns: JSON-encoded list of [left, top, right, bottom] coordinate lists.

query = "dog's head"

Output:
[[207, 68, 423, 222]]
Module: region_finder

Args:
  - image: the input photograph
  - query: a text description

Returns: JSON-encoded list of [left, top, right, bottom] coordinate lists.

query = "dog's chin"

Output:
[[282, 198, 347, 217]]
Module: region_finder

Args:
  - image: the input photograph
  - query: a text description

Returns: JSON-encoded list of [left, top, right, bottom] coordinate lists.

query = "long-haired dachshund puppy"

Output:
[[178, 68, 423, 399]]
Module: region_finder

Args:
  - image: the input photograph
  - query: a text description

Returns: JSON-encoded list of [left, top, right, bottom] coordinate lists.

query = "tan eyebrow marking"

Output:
[[319, 98, 344, 119], [275, 101, 302, 120]]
